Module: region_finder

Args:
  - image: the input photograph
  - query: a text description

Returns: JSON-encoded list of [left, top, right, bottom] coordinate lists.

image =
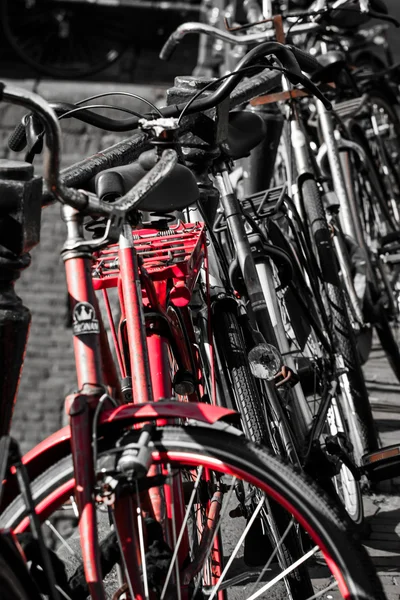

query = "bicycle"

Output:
[[159, 3, 384, 526], [277, 1, 400, 386], [0, 50, 388, 597]]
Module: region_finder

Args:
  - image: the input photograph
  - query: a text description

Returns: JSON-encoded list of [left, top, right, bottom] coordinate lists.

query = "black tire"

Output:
[[205, 304, 315, 594], [0, 425, 386, 600], [301, 177, 379, 458], [213, 304, 269, 445], [0, 539, 41, 600], [363, 90, 400, 226], [343, 121, 400, 384]]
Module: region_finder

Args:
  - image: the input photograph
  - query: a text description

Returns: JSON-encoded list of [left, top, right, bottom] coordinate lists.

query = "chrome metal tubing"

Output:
[[160, 21, 320, 60], [316, 99, 357, 240]]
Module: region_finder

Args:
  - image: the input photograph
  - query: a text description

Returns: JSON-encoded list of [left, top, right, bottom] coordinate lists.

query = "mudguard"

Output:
[[1, 402, 239, 509]]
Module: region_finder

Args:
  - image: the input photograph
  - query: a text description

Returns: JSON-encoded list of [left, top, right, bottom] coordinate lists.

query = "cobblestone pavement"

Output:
[[362, 344, 400, 599]]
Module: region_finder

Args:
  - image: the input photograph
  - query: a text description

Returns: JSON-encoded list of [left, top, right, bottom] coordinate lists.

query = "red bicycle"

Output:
[[0, 67, 387, 600]]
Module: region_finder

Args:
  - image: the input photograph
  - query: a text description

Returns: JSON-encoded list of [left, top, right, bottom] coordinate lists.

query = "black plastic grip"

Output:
[[41, 131, 151, 207], [8, 121, 27, 152], [288, 46, 320, 75], [230, 69, 281, 108]]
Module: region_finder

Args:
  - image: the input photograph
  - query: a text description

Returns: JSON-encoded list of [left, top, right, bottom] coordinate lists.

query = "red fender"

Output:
[[1, 402, 238, 509]]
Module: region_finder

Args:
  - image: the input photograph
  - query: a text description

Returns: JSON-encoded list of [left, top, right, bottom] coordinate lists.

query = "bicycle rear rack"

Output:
[[213, 185, 287, 233], [92, 221, 207, 295]]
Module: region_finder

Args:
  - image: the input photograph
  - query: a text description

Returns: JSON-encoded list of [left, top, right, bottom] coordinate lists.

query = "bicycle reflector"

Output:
[[361, 444, 400, 482]]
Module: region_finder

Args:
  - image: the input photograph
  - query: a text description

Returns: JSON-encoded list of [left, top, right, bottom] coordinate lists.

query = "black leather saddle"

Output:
[[93, 110, 266, 213]]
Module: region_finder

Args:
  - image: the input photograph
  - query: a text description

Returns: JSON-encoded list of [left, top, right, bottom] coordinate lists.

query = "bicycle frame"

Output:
[[58, 202, 224, 599]]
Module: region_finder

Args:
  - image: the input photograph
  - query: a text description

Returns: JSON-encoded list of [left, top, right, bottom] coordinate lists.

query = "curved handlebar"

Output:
[[160, 21, 321, 61], [1, 84, 178, 218], [2, 84, 89, 212], [1, 40, 331, 213]]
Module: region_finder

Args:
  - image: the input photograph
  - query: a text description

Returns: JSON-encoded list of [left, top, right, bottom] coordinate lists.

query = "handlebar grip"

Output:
[[160, 32, 181, 61], [8, 121, 27, 152], [288, 46, 320, 75]]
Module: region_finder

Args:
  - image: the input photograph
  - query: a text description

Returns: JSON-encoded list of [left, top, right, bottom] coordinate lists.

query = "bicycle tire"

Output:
[[213, 304, 269, 445], [363, 90, 400, 226], [301, 177, 379, 459], [0, 553, 37, 600], [198, 302, 316, 593], [342, 122, 400, 384], [252, 234, 363, 524], [0, 424, 386, 600]]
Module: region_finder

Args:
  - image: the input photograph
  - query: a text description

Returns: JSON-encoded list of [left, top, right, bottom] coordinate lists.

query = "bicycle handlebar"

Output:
[[160, 0, 399, 61], [1, 84, 177, 219], [1, 83, 89, 212], [159, 22, 321, 61], [2, 40, 331, 213]]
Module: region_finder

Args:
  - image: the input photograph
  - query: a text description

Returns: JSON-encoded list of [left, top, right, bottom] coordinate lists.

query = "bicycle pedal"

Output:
[[325, 435, 360, 481], [381, 252, 400, 265], [361, 444, 400, 482]]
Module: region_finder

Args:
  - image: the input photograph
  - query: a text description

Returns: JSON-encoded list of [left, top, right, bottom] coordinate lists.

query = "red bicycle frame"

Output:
[[62, 208, 221, 599]]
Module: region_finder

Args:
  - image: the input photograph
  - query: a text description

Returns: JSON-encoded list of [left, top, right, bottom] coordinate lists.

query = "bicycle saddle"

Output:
[[311, 51, 347, 83], [94, 151, 200, 213], [322, 0, 387, 29], [94, 111, 266, 211], [226, 111, 267, 160]]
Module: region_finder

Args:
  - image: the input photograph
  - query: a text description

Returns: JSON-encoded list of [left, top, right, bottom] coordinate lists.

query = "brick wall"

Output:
[[0, 80, 165, 453]]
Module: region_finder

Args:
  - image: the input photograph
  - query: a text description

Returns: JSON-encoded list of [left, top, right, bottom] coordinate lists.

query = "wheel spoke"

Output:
[[208, 495, 266, 600], [246, 546, 319, 600]]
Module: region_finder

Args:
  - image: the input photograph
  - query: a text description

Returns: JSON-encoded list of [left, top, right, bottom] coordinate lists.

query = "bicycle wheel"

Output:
[[0, 532, 43, 600], [342, 122, 400, 383], [0, 554, 36, 600], [248, 218, 363, 524], [1, 0, 129, 79], [0, 424, 386, 599], [363, 91, 400, 226], [212, 302, 270, 445], [300, 177, 379, 459]]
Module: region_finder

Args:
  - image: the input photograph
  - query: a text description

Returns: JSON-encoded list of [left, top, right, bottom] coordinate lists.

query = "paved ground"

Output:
[[361, 343, 400, 599]]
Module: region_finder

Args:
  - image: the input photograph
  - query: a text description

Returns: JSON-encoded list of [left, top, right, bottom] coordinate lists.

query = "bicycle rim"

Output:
[[0, 425, 384, 599]]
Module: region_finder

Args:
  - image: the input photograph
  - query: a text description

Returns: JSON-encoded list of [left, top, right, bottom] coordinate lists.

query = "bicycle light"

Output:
[[248, 343, 282, 380]]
